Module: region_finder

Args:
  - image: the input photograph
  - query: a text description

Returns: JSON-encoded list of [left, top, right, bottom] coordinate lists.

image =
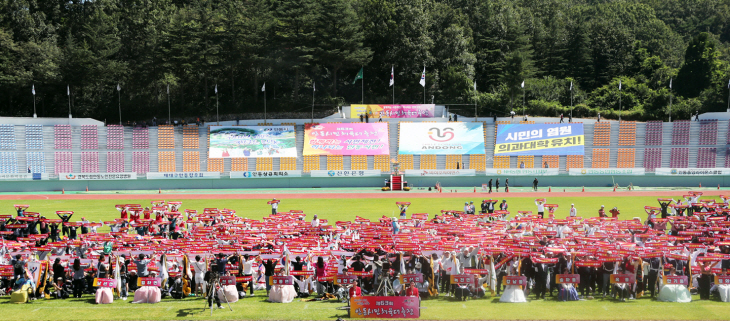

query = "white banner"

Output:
[[398, 123, 486, 155], [310, 170, 382, 178], [568, 168, 645, 176], [484, 168, 559, 176], [0, 173, 48, 181], [655, 168, 730, 176], [146, 172, 221, 180], [59, 173, 137, 180], [404, 169, 476, 177], [230, 170, 302, 178]]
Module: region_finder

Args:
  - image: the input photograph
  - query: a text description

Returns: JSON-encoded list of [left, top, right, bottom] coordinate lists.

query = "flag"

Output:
[[166, 84, 169, 94], [389, 66, 394, 87], [570, 81, 573, 91], [214, 84, 217, 94], [261, 83, 266, 92], [727, 79, 729, 89], [32, 85, 35, 95], [473, 80, 477, 91], [669, 78, 672, 89], [116, 84, 120, 91], [67, 85, 70, 96], [419, 67, 426, 87], [313, 81, 316, 92], [619, 79, 622, 91], [521, 80, 525, 88], [352, 67, 363, 84]]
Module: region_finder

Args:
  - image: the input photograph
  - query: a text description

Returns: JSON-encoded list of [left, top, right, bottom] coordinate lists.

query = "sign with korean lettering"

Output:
[[655, 168, 730, 176], [271, 275, 293, 285], [209, 126, 297, 158], [404, 169, 475, 177], [350, 104, 434, 119], [0, 173, 48, 181], [664, 276, 688, 286], [610, 274, 635, 284], [398, 123, 486, 155], [503, 276, 527, 286], [310, 170, 382, 178], [303, 123, 389, 156], [495, 123, 584, 156], [484, 168, 559, 176], [350, 296, 420, 318], [137, 277, 161, 287], [94, 278, 117, 288], [335, 274, 358, 285], [450, 274, 475, 285], [715, 276, 730, 285], [556, 274, 580, 284], [568, 168, 645, 176], [230, 170, 302, 178], [146, 172, 221, 180], [60, 173, 137, 180], [399, 273, 424, 284], [219, 276, 237, 286]]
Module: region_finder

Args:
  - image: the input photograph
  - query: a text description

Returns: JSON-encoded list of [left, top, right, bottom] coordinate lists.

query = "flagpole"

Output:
[[167, 85, 171, 125], [311, 82, 315, 123], [570, 82, 573, 119], [619, 82, 622, 122], [474, 81, 478, 122], [67, 85, 72, 119], [522, 86, 525, 117], [117, 85, 121, 125], [423, 64, 426, 104], [264, 87, 267, 124], [669, 82, 673, 123], [361, 65, 364, 104], [216, 85, 219, 125]]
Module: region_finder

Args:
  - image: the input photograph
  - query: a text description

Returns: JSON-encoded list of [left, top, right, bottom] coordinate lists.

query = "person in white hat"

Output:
[[569, 204, 577, 217], [311, 214, 320, 227], [598, 205, 606, 218]]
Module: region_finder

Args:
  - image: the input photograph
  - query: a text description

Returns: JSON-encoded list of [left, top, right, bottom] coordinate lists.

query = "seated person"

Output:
[[50, 277, 71, 299]]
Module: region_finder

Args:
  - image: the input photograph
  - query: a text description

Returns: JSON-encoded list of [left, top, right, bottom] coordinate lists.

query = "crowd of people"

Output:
[[1, 192, 730, 308]]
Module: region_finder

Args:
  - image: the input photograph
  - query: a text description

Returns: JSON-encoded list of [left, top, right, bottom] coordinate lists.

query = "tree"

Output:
[[676, 32, 718, 98]]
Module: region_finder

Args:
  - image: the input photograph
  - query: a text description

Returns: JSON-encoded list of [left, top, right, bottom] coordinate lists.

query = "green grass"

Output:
[[2, 193, 728, 320]]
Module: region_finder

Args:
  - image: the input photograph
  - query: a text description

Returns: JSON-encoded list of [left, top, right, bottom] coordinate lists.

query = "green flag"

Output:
[[352, 67, 363, 84]]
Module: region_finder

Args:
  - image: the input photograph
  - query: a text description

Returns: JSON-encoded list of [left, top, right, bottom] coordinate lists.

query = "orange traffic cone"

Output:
[[613, 186, 616, 192], [582, 186, 585, 192], [699, 183, 702, 188], [506, 186, 509, 193], [474, 187, 476, 193], [159, 188, 162, 194], [718, 184, 721, 190], [549, 186, 551, 192], [564, 189, 566, 192], [86, 186, 89, 192], [61, 188, 64, 194]]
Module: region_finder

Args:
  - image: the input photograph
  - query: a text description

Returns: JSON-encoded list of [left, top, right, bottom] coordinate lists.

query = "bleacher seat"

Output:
[[207, 158, 224, 173], [420, 155, 436, 170], [373, 155, 390, 172], [183, 151, 200, 172], [698, 120, 717, 145], [106, 125, 124, 149], [591, 149, 610, 168], [231, 158, 248, 172], [617, 149, 635, 168], [80, 152, 99, 173], [493, 156, 510, 169], [670, 148, 689, 168], [132, 152, 149, 174], [157, 125, 175, 149], [25, 152, 45, 173], [53, 125, 72, 149], [25, 125, 43, 150], [54, 152, 73, 174], [696, 147, 716, 168], [0, 151, 17, 173], [350, 155, 367, 170], [725, 148, 730, 168], [618, 121, 636, 146], [158, 151, 176, 172], [469, 154, 486, 171], [566, 155, 583, 171], [592, 123, 611, 146], [645, 121, 663, 146], [516, 155, 534, 168], [303, 155, 319, 172], [397, 154, 413, 170], [255, 157, 273, 171], [0, 125, 16, 150], [80, 125, 98, 150], [643, 148, 662, 171], [183, 125, 199, 149], [671, 121, 690, 145], [132, 127, 149, 149], [326, 155, 343, 170], [445, 155, 462, 169], [280, 157, 297, 171], [106, 151, 125, 173], [541, 155, 559, 169]]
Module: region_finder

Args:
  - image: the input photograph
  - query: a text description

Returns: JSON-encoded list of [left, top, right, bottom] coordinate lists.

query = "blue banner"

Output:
[[495, 123, 584, 156]]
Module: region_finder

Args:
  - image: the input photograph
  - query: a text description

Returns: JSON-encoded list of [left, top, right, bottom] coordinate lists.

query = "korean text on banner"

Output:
[[495, 123, 584, 156], [303, 123, 389, 156], [350, 296, 420, 319], [568, 168, 645, 176], [398, 122, 486, 155], [208, 126, 296, 158], [351, 104, 434, 119], [484, 168, 559, 176], [655, 168, 730, 176]]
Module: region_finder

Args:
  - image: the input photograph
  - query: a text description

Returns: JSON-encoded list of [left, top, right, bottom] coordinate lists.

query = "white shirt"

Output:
[[242, 259, 256, 275], [569, 207, 577, 217], [272, 202, 278, 210], [536, 202, 545, 212], [311, 219, 320, 227], [191, 261, 206, 276]]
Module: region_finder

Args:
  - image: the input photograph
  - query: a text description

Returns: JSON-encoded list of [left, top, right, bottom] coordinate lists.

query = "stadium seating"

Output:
[[255, 157, 273, 172], [445, 155, 462, 169], [0, 151, 17, 173], [26, 152, 45, 173], [516, 155, 534, 168], [698, 120, 717, 145], [183, 151, 200, 172], [132, 152, 149, 174], [25, 125, 43, 150], [643, 148, 662, 171], [80, 152, 99, 173], [54, 152, 73, 174], [420, 155, 437, 170], [106, 125, 124, 150], [132, 127, 149, 149], [157, 125, 175, 149], [696, 147, 717, 168], [645, 121, 663, 145], [617, 149, 635, 168], [671, 120, 690, 145], [373, 155, 390, 172], [230, 158, 248, 172], [670, 147, 689, 168], [566, 155, 583, 171], [493, 156, 510, 169], [206, 158, 224, 173], [183, 125, 199, 149], [106, 151, 125, 173], [350, 155, 367, 170], [0, 125, 16, 150], [519, 121, 535, 124], [326, 155, 343, 170], [725, 148, 730, 167], [81, 125, 98, 150], [54, 125, 72, 149], [618, 121, 636, 146], [469, 154, 486, 171], [158, 151, 176, 172], [541, 155, 558, 169], [591, 149, 610, 168], [397, 154, 413, 170], [592, 123, 611, 146], [257, 123, 272, 126], [280, 157, 297, 171], [303, 155, 319, 172]]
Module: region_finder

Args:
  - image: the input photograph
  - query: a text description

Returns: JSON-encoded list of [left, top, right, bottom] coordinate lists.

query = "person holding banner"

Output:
[[191, 255, 207, 296], [658, 267, 691, 302], [270, 198, 279, 215], [71, 258, 89, 298], [499, 257, 527, 303]]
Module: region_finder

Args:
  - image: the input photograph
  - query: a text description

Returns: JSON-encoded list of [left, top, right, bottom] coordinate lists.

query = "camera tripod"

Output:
[[376, 275, 395, 296], [203, 276, 233, 315]]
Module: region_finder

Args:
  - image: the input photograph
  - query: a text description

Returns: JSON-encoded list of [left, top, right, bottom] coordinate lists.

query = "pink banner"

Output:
[[351, 104, 435, 119], [350, 296, 420, 318], [303, 123, 390, 156]]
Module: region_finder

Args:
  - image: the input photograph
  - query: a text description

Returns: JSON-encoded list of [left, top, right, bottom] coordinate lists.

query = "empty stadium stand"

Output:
[[670, 147, 689, 168], [107, 151, 125, 173], [493, 156, 510, 169], [158, 151, 176, 172], [698, 120, 718, 145], [643, 148, 662, 172], [592, 123, 611, 146], [54, 151, 73, 174], [25, 125, 43, 150], [645, 121, 663, 145], [157, 125, 175, 149], [280, 157, 297, 171], [26, 151, 45, 173], [671, 120, 690, 145], [541, 155, 558, 169], [373, 155, 390, 172], [132, 152, 150, 174], [591, 149, 610, 168], [516, 155, 534, 168], [54, 125, 72, 149], [132, 127, 149, 149], [106, 125, 124, 149], [566, 155, 583, 171], [618, 121, 636, 146], [327, 155, 343, 170], [0, 125, 16, 150], [420, 155, 437, 170], [183, 125, 199, 149], [255, 157, 273, 172], [80, 152, 99, 173], [206, 158, 224, 173], [445, 155, 462, 169], [469, 154, 486, 171], [231, 158, 248, 172], [397, 154, 413, 170], [0, 151, 17, 173], [697, 147, 716, 168], [616, 149, 635, 168], [81, 125, 98, 150], [303, 155, 319, 172], [183, 151, 200, 172]]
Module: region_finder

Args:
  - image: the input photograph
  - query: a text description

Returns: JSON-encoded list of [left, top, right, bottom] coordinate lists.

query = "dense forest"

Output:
[[2, 0, 730, 122]]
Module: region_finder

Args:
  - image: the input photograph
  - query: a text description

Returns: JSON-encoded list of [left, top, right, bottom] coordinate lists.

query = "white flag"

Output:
[[618, 79, 622, 91], [313, 81, 316, 92], [473, 80, 477, 91], [727, 79, 729, 89], [116, 84, 121, 91], [570, 81, 573, 91], [419, 67, 426, 87], [67, 85, 70, 96], [669, 78, 672, 89], [389, 66, 394, 87], [214, 84, 218, 94], [166, 84, 169, 94], [521, 80, 525, 88], [261, 83, 265, 92], [32, 84, 35, 95]]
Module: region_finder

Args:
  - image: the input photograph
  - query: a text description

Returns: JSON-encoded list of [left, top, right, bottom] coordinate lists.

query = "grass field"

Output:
[[1, 193, 728, 320]]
